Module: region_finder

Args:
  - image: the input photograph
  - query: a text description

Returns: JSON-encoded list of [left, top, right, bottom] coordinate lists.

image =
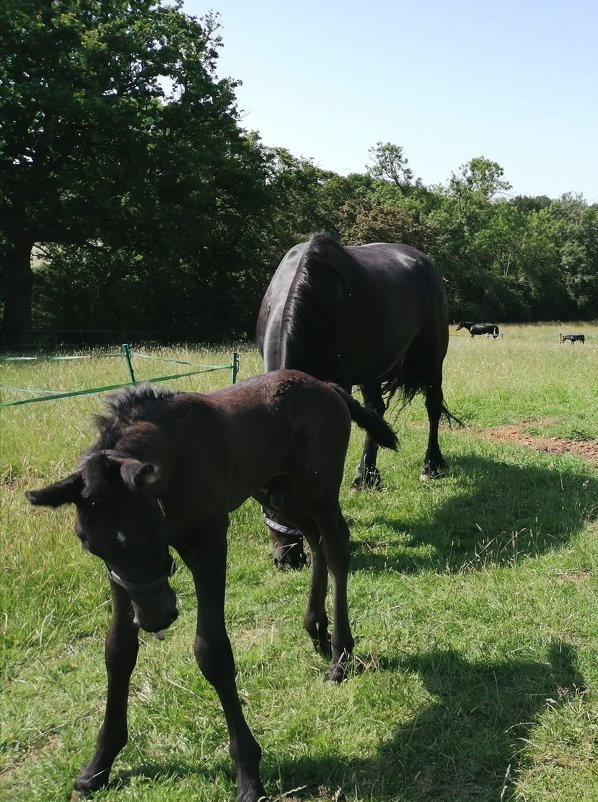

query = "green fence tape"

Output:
[[0, 346, 238, 408], [0, 366, 232, 408], [0, 353, 122, 361], [0, 385, 67, 396]]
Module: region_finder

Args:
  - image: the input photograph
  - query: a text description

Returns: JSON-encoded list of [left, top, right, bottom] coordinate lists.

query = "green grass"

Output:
[[2, 324, 598, 801]]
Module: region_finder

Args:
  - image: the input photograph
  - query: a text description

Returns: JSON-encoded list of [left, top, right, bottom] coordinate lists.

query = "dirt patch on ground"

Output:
[[482, 423, 598, 467]]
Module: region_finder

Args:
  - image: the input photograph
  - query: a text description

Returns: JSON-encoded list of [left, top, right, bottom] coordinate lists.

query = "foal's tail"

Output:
[[330, 384, 398, 450]]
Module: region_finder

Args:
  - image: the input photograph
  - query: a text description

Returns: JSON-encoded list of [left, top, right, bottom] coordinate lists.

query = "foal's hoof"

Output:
[[327, 662, 348, 683], [351, 466, 382, 490], [419, 463, 448, 482]]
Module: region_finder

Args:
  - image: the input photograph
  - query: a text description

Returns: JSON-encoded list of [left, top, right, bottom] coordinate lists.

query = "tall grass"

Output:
[[1, 325, 598, 801]]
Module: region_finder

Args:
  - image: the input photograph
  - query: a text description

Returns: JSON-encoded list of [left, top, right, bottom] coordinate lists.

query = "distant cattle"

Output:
[[560, 333, 585, 344], [456, 321, 500, 338]]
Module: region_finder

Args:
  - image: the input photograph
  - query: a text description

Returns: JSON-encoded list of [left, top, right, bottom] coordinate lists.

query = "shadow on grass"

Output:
[[103, 643, 584, 802], [270, 640, 584, 802], [349, 454, 598, 573]]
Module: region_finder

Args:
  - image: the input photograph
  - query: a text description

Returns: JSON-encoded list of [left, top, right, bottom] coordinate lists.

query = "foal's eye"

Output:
[[115, 531, 127, 544]]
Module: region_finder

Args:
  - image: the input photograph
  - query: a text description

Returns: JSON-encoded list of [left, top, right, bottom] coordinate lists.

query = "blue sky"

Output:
[[183, 0, 598, 202]]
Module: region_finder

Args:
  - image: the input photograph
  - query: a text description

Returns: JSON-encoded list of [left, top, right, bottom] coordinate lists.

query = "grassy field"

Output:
[[1, 323, 598, 802]]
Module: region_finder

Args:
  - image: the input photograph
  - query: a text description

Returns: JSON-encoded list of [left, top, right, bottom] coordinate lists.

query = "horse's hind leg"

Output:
[[352, 382, 384, 489], [72, 582, 139, 799], [420, 366, 448, 481], [320, 508, 354, 682]]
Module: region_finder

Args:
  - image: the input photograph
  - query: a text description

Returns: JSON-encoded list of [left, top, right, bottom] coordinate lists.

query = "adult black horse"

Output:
[[456, 321, 500, 338], [256, 233, 456, 568]]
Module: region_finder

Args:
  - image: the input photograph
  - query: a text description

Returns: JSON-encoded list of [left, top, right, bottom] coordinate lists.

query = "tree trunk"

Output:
[[2, 235, 35, 350]]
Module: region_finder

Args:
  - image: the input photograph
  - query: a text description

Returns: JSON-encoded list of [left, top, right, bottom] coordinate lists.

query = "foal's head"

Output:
[[26, 450, 178, 634]]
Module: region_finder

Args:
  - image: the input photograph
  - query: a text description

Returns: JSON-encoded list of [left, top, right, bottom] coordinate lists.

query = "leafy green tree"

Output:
[[511, 195, 552, 214], [539, 195, 598, 316], [337, 198, 445, 256], [259, 148, 338, 247], [366, 141, 414, 187], [0, 0, 269, 346], [449, 157, 512, 203]]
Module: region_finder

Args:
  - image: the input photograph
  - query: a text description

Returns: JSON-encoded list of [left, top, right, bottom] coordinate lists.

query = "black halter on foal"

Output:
[[263, 515, 303, 539], [106, 553, 177, 595]]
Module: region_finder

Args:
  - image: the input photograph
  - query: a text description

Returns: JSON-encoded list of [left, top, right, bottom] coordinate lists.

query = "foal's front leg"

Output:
[[72, 581, 139, 799], [182, 528, 267, 802]]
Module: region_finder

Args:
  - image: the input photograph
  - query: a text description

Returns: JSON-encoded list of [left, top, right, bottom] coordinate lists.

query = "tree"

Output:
[[448, 157, 512, 203], [0, 0, 269, 346], [260, 148, 338, 246], [539, 195, 598, 316], [337, 199, 444, 256], [366, 142, 414, 188]]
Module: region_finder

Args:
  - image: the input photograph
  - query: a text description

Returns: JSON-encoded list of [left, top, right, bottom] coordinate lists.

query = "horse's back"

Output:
[[257, 236, 449, 384], [347, 242, 448, 330], [201, 370, 352, 507]]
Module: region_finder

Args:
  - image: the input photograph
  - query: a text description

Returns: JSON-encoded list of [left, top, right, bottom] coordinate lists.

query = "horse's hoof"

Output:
[[71, 791, 90, 801], [419, 463, 448, 481], [351, 481, 383, 491], [327, 663, 347, 683], [351, 472, 382, 490], [238, 781, 270, 802]]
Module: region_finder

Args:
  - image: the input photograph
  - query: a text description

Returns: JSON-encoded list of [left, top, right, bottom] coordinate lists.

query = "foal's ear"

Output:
[[119, 460, 161, 491], [25, 472, 84, 507]]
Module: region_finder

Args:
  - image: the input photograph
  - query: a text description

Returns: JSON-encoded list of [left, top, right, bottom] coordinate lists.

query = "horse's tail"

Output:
[[440, 402, 464, 428], [329, 384, 398, 450]]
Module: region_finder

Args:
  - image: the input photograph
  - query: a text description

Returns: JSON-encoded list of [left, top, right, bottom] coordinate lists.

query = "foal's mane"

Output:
[[279, 233, 357, 371], [94, 384, 175, 447]]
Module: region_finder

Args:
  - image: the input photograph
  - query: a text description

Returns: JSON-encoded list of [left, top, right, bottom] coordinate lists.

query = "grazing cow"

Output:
[[560, 333, 585, 344]]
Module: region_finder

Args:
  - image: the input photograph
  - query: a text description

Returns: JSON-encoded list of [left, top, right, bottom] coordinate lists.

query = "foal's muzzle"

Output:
[[130, 583, 179, 633], [107, 554, 179, 633]]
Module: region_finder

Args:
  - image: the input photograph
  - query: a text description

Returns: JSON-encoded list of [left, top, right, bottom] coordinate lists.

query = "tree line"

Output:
[[2, 1, 597, 348]]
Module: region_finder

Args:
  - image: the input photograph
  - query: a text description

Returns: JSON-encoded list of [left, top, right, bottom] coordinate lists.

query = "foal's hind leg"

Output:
[[303, 507, 354, 682], [302, 530, 331, 658], [72, 581, 139, 799], [420, 367, 448, 481], [352, 382, 385, 489]]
